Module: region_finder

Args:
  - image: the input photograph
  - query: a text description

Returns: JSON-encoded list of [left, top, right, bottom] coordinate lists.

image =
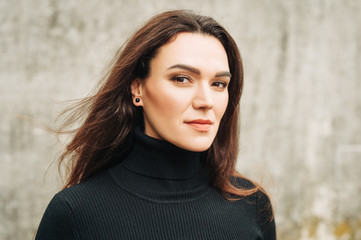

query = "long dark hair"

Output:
[[57, 10, 261, 198]]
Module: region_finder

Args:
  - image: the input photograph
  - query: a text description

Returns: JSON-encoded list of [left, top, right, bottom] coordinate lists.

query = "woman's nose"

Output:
[[192, 83, 214, 110]]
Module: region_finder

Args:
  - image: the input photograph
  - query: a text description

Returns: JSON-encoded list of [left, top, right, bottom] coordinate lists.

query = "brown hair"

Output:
[[57, 10, 262, 198]]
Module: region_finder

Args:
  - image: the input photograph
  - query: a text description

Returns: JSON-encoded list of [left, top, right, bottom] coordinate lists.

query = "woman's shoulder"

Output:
[[36, 169, 126, 239], [230, 176, 275, 237], [38, 170, 121, 227], [51, 170, 118, 207], [230, 175, 266, 199], [230, 176, 273, 212], [230, 176, 257, 190]]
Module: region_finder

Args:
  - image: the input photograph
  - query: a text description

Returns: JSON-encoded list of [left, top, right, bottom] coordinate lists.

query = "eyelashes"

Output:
[[170, 75, 229, 89], [212, 81, 228, 88], [170, 75, 191, 84]]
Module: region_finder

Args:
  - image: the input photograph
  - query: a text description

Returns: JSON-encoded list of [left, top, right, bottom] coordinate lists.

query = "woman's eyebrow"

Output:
[[215, 71, 232, 78], [167, 64, 201, 75], [167, 64, 231, 78]]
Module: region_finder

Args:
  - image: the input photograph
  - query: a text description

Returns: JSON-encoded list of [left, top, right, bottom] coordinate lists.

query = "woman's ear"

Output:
[[131, 79, 143, 106]]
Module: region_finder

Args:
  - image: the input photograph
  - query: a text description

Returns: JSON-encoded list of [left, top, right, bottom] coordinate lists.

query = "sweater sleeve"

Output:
[[257, 191, 276, 240], [35, 193, 79, 240]]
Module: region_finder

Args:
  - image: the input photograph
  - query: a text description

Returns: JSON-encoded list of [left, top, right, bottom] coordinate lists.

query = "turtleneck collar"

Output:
[[108, 128, 211, 202], [122, 128, 202, 180]]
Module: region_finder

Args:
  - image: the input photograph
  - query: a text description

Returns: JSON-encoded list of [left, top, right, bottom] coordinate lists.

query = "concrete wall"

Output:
[[1, 0, 360, 239]]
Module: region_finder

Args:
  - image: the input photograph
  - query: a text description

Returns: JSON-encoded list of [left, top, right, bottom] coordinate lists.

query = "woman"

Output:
[[35, 10, 276, 239]]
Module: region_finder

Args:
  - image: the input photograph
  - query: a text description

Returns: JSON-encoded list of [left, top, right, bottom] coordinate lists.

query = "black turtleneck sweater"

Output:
[[35, 129, 275, 239]]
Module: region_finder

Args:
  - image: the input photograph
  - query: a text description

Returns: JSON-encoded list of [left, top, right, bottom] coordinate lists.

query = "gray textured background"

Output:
[[1, 0, 361, 239]]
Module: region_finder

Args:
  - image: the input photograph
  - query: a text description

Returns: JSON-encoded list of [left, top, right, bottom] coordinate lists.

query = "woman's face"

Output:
[[132, 32, 230, 152]]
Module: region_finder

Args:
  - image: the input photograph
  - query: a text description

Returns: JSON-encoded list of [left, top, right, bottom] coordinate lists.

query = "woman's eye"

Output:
[[171, 75, 191, 84], [212, 81, 228, 89]]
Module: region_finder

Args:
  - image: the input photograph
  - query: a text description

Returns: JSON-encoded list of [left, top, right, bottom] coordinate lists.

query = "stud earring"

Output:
[[135, 98, 140, 103]]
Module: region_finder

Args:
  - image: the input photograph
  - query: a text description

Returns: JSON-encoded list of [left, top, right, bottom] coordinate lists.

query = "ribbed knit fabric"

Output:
[[35, 129, 276, 240]]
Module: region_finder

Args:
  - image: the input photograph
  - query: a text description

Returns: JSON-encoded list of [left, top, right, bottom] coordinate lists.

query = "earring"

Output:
[[135, 98, 140, 103]]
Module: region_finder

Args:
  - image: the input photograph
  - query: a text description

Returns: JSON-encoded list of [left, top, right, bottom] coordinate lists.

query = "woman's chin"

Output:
[[172, 140, 213, 152]]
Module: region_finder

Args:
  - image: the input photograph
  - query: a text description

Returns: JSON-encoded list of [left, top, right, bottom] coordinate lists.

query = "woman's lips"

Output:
[[185, 119, 213, 132]]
